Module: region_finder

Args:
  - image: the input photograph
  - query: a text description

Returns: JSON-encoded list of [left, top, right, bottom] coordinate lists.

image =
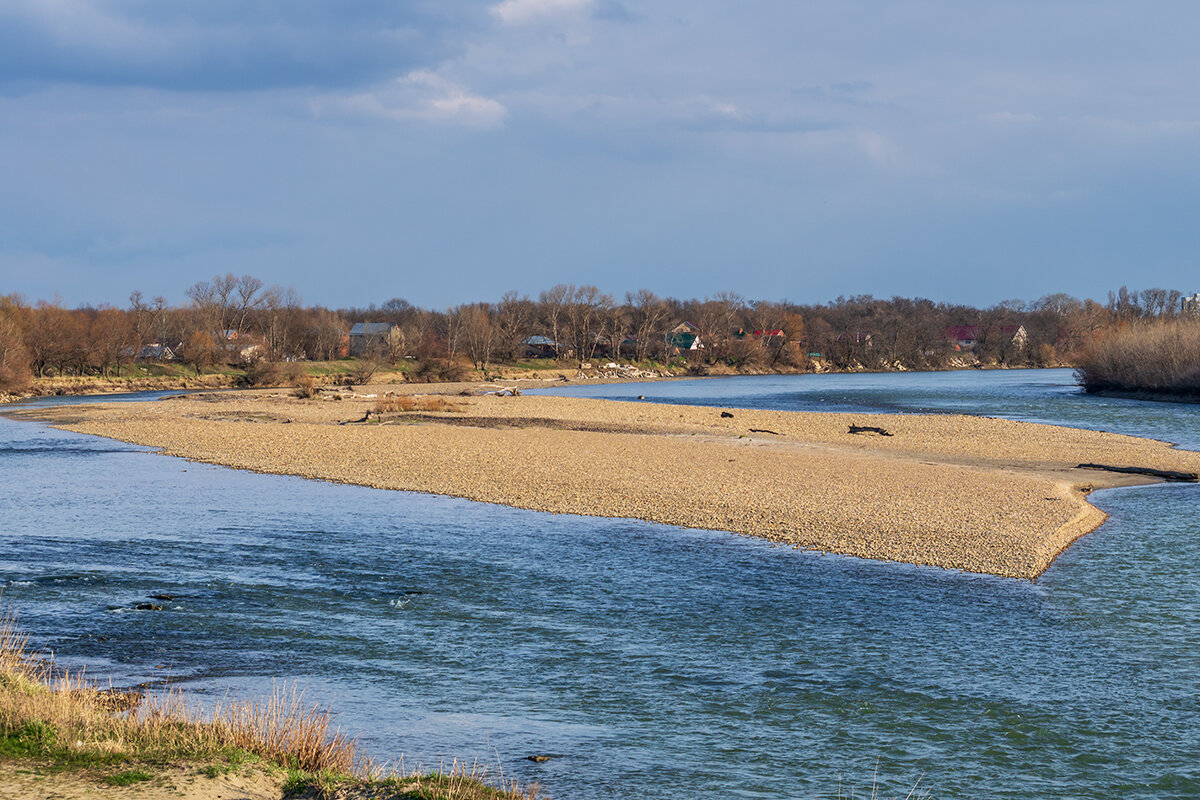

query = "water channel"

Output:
[[1, 370, 1197, 798]]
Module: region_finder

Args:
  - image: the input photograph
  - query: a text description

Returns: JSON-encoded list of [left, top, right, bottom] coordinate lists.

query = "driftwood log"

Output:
[[1077, 463, 1198, 482], [749, 428, 780, 435], [849, 424, 893, 437]]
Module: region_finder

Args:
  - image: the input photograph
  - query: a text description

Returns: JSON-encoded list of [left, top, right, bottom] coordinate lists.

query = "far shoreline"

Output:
[[1, 362, 1081, 406]]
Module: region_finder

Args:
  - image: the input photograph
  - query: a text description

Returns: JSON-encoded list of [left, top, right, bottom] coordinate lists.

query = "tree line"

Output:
[[0, 275, 1195, 393]]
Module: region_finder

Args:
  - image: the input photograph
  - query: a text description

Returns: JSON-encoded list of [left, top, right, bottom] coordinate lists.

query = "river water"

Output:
[[2, 370, 1198, 799]]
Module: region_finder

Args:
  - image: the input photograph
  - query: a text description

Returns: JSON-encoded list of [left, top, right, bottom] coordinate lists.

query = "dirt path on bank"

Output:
[[0, 761, 286, 800]]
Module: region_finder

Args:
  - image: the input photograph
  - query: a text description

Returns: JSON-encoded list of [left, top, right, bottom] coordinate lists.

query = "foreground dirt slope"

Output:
[[29, 388, 1200, 579]]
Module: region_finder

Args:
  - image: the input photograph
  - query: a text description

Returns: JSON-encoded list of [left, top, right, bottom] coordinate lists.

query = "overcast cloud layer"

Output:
[[2, 1, 1198, 308]]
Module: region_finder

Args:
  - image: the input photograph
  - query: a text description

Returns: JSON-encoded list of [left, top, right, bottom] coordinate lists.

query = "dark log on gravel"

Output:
[[1076, 463, 1198, 482], [849, 424, 893, 436]]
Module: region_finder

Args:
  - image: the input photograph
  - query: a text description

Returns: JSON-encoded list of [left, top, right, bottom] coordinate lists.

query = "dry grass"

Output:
[[374, 395, 461, 414], [1077, 319, 1200, 396], [304, 759, 545, 799], [0, 609, 353, 773], [294, 372, 320, 399], [0, 609, 541, 798]]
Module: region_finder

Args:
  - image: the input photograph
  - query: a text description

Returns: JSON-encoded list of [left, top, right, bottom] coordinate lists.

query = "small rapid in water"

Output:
[[2, 370, 1198, 798]]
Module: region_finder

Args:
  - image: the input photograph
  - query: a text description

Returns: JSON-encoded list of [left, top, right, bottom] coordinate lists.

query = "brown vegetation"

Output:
[[1077, 318, 1200, 397], [374, 395, 461, 414], [1, 278, 1196, 400]]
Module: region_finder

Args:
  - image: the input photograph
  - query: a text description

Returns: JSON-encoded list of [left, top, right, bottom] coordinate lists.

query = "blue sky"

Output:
[[2, 1, 1198, 309]]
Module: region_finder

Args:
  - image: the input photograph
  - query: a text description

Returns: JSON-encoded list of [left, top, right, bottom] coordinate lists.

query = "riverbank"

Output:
[[0, 364, 652, 405], [1086, 387, 1200, 405], [2, 357, 1080, 406], [0, 612, 538, 800], [17, 386, 1200, 580]]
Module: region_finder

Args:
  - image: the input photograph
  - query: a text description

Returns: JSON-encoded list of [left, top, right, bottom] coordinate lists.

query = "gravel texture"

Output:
[[27, 388, 1200, 579]]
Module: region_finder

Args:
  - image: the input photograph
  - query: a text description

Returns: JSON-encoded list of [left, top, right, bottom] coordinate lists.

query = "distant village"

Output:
[[1, 278, 1198, 391]]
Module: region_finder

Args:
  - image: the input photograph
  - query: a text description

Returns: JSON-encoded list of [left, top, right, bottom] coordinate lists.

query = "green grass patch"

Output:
[[1, 720, 55, 758], [104, 769, 153, 786]]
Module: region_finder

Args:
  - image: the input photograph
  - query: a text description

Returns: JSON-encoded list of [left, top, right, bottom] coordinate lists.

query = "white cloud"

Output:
[[317, 71, 507, 128], [490, 0, 592, 25]]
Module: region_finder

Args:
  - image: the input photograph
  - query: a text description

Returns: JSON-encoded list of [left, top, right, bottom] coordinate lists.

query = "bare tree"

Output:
[[537, 284, 571, 358], [458, 303, 499, 370], [0, 295, 31, 392], [303, 309, 349, 361], [88, 307, 135, 377], [179, 330, 218, 375], [497, 291, 534, 360], [186, 273, 267, 352], [627, 289, 670, 361], [258, 285, 304, 360], [565, 285, 613, 362]]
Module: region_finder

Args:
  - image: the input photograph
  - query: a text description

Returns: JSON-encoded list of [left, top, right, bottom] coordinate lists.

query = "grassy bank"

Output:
[[1076, 319, 1200, 399], [0, 611, 541, 799]]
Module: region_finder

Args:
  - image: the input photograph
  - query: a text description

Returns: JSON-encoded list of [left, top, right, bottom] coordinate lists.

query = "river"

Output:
[[2, 370, 1198, 798]]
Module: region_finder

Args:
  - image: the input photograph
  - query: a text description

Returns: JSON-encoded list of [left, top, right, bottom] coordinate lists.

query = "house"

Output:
[[138, 343, 175, 361], [236, 341, 264, 362], [1183, 293, 1200, 316], [666, 322, 703, 352], [522, 335, 560, 358], [753, 329, 785, 345], [944, 325, 1028, 351], [348, 322, 399, 357]]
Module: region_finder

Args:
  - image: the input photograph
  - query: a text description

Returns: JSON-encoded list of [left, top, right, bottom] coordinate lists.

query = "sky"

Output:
[[1, 1, 1198, 310]]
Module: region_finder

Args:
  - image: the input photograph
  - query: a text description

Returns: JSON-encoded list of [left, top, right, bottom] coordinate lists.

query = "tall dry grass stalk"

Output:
[[1077, 318, 1200, 395]]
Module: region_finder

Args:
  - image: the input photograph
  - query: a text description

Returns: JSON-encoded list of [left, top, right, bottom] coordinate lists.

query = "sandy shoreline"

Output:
[[15, 386, 1200, 579]]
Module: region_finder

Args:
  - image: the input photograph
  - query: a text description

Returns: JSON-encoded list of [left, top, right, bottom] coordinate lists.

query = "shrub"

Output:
[[236, 357, 281, 388], [411, 359, 468, 383], [1076, 319, 1200, 396], [284, 365, 319, 398]]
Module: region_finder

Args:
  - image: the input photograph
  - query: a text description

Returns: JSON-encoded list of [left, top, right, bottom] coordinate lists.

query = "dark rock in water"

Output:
[[720, 411, 734, 418], [525, 754, 558, 763], [134, 603, 163, 611], [150, 594, 174, 601]]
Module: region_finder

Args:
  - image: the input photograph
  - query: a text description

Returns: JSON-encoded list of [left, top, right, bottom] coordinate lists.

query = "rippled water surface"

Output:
[[2, 372, 1199, 799]]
